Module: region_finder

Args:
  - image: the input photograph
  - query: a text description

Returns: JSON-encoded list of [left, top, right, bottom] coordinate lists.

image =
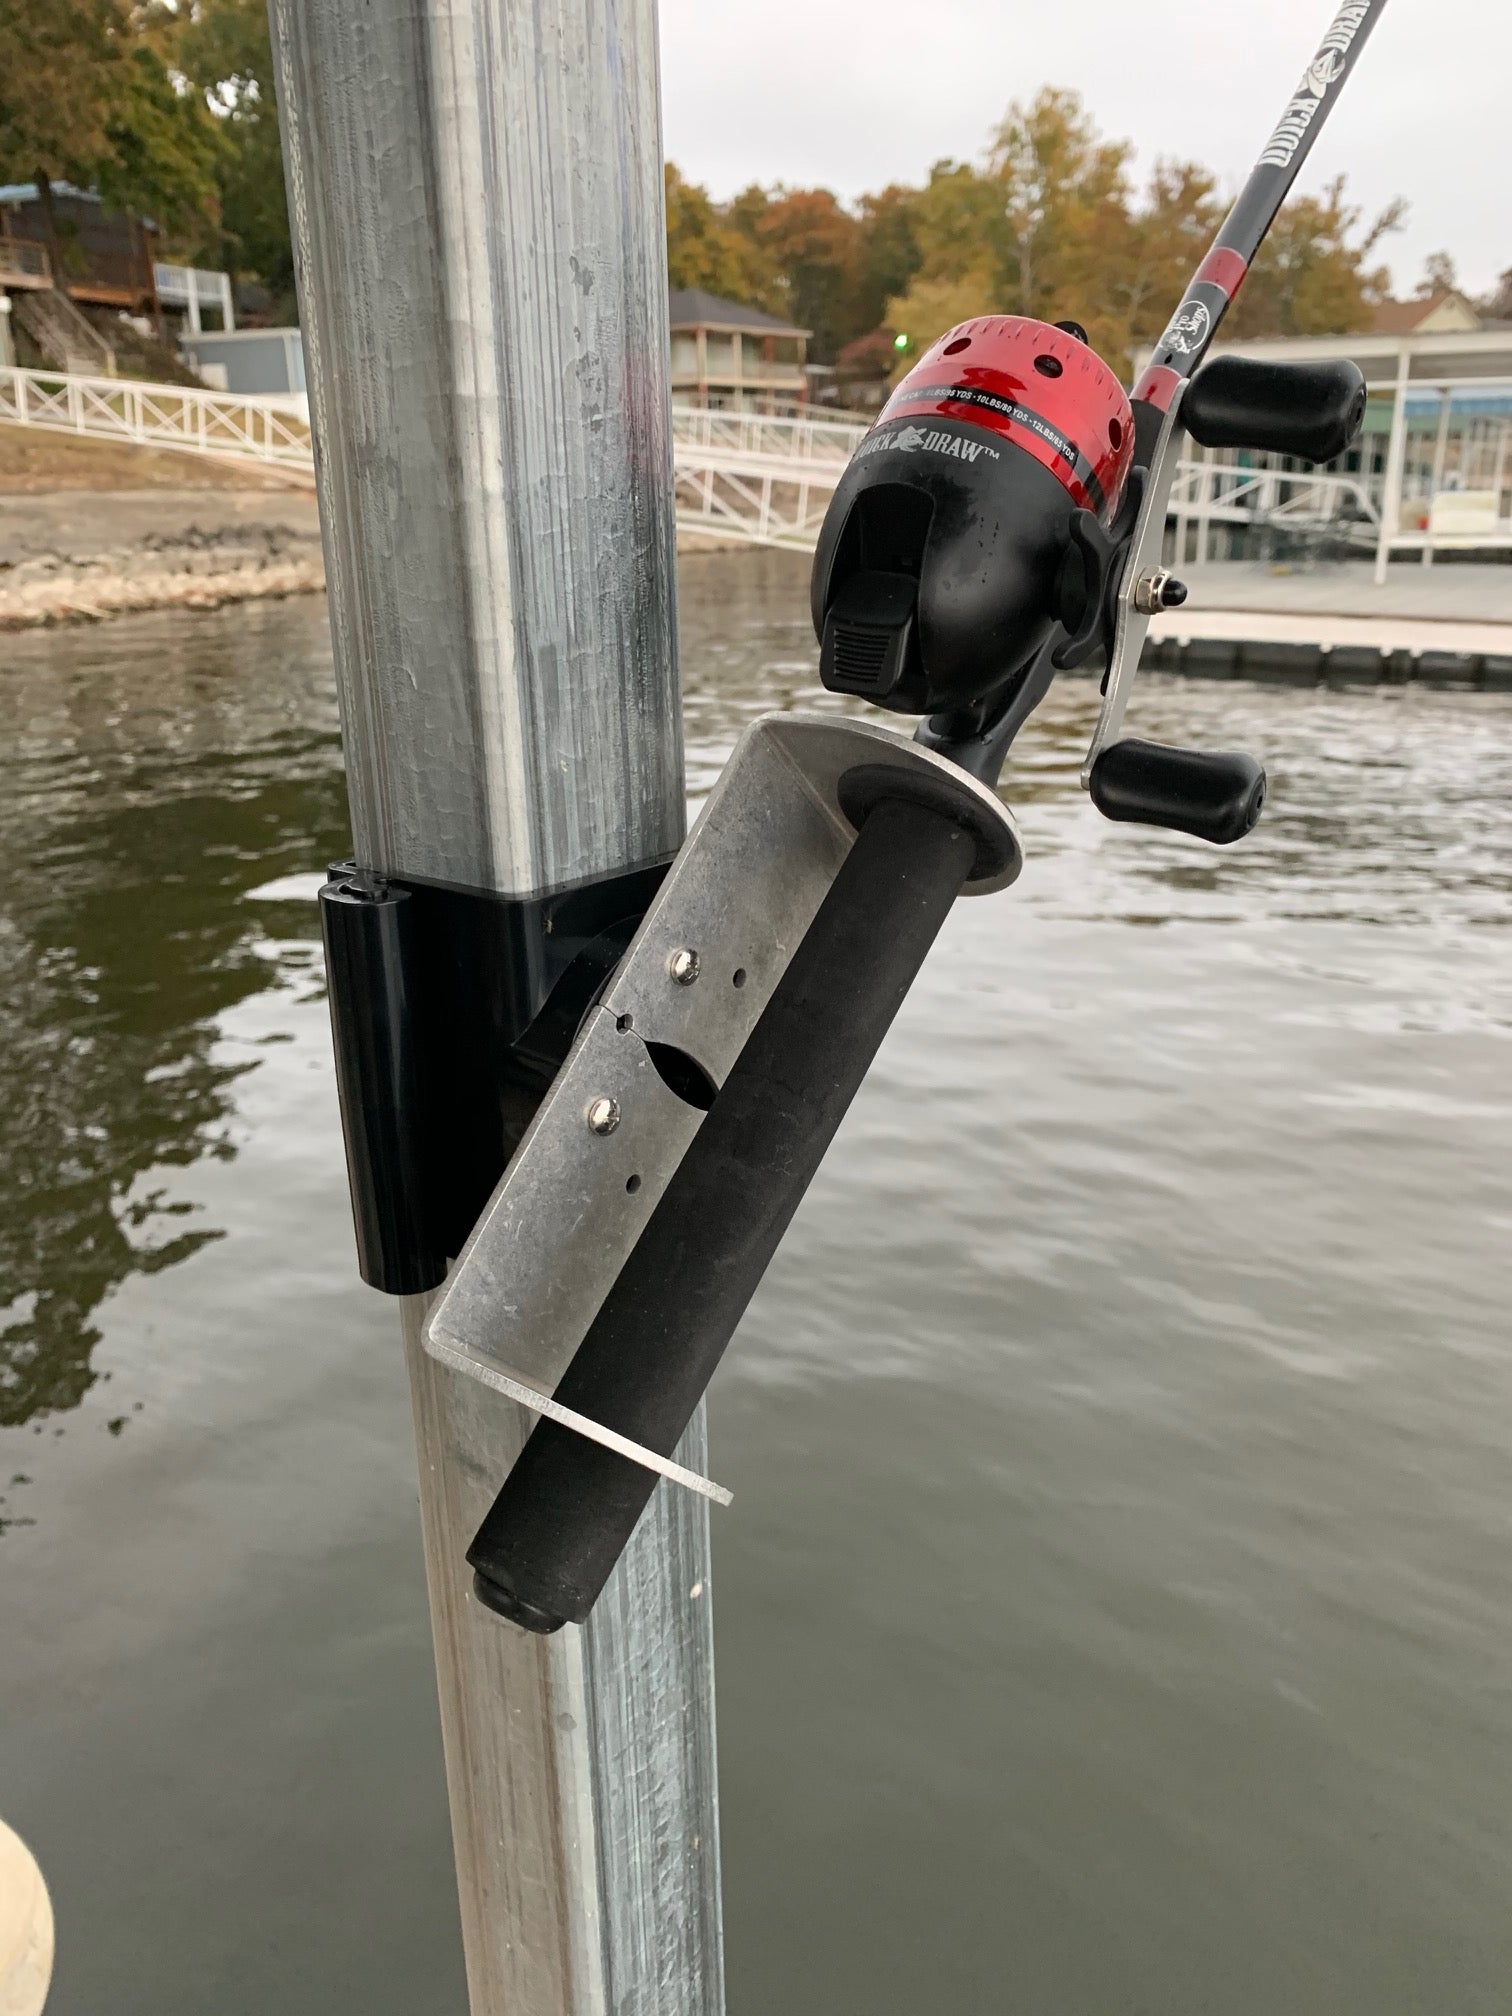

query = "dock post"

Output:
[[267, 4, 725, 2011], [1374, 345, 1411, 584]]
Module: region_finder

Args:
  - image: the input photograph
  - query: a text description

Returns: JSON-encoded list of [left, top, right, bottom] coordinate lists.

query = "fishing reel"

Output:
[[812, 315, 1366, 844]]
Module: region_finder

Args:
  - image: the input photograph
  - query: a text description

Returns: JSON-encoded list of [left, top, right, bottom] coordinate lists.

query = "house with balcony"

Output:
[[0, 182, 234, 374], [668, 289, 809, 411]]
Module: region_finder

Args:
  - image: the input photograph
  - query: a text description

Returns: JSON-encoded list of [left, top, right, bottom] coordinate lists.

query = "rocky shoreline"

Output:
[[0, 487, 750, 632], [0, 520, 327, 631], [0, 481, 327, 634]]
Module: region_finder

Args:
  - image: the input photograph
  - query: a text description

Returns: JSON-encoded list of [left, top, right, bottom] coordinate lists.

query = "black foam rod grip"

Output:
[[1182, 356, 1366, 464], [1090, 738, 1266, 846], [467, 794, 978, 1634]]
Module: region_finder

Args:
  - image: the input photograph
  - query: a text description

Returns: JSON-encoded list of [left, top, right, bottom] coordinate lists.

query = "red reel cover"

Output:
[[880, 317, 1134, 520]]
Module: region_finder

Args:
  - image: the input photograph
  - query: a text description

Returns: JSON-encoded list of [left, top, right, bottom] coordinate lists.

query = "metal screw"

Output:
[[1133, 569, 1188, 615], [585, 1096, 620, 1136], [668, 947, 700, 986]]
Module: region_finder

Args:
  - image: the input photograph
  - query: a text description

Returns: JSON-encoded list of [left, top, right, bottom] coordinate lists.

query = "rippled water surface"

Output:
[[2, 553, 1510, 2013]]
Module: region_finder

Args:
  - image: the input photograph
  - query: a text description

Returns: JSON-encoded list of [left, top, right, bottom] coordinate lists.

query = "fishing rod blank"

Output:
[[1133, 0, 1390, 455]]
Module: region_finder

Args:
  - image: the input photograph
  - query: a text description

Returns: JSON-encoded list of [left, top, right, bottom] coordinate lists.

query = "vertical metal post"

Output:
[[267, 5, 724, 2011], [1374, 346, 1411, 584], [1424, 384, 1453, 567]]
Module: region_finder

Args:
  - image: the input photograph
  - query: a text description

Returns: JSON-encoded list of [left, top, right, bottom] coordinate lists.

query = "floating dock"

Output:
[[1147, 561, 1512, 686]]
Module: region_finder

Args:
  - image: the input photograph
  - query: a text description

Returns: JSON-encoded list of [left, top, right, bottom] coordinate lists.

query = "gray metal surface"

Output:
[[271, 0, 682, 900], [1083, 382, 1190, 785], [269, 2, 724, 2010], [427, 714, 1021, 1482]]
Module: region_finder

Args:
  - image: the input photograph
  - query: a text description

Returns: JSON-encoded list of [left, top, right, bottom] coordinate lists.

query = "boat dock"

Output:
[[1145, 560, 1511, 685]]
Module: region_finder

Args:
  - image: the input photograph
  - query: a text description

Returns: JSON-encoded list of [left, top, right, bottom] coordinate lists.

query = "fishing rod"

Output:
[[1132, 0, 1390, 446], [328, 0, 1390, 1634]]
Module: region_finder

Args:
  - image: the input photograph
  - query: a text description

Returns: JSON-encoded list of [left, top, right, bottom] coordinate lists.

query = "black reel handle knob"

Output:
[[1182, 356, 1367, 465], [1089, 738, 1266, 846]]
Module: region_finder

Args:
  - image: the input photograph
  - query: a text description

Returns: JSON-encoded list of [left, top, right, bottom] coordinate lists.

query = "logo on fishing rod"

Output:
[[1260, 0, 1372, 169], [1158, 297, 1211, 358]]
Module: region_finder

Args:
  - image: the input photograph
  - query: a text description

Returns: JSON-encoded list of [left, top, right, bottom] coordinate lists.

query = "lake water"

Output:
[[2, 552, 1510, 2014]]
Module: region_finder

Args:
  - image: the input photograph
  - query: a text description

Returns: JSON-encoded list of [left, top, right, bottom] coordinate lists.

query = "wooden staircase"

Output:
[[11, 288, 116, 376]]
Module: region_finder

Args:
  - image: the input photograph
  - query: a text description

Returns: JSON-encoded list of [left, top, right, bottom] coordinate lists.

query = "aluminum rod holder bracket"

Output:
[[425, 712, 1021, 1499]]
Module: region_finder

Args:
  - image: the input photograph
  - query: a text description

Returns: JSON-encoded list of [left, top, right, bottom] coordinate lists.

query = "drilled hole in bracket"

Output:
[[732, 967, 747, 988], [626, 1173, 642, 1194], [645, 1041, 717, 1111]]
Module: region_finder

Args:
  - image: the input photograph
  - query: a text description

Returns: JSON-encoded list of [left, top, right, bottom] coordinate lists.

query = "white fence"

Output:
[[13, 367, 1484, 568], [0, 365, 312, 470], [1168, 459, 1383, 561]]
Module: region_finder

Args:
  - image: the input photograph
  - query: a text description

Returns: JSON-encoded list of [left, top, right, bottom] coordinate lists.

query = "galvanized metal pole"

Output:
[[267, 4, 724, 2010]]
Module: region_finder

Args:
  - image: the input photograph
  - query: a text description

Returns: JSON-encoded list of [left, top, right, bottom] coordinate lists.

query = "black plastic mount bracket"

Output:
[[319, 858, 670, 1296]]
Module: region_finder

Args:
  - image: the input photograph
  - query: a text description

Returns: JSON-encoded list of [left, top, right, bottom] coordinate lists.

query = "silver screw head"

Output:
[[668, 947, 701, 986], [585, 1096, 621, 1136]]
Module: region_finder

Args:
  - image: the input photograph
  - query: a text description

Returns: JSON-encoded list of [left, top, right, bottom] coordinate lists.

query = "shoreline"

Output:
[[0, 527, 328, 631], [0, 487, 761, 632]]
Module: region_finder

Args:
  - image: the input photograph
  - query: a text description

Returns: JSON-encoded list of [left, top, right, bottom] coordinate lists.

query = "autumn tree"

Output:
[[1226, 177, 1400, 341], [664, 166, 780, 310], [991, 87, 1132, 334], [0, 0, 125, 200], [879, 162, 1006, 372], [732, 186, 862, 357]]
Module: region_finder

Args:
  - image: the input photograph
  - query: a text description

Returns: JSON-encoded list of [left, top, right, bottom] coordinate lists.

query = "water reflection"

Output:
[[679, 547, 1512, 942], [0, 601, 346, 1429]]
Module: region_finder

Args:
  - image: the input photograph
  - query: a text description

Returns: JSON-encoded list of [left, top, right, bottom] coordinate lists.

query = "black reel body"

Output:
[[812, 314, 1134, 726], [812, 424, 1082, 718], [811, 319, 1369, 847]]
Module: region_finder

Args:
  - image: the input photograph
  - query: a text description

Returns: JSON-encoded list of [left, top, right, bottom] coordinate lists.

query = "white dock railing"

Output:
[[0, 365, 312, 470], [8, 367, 1457, 564]]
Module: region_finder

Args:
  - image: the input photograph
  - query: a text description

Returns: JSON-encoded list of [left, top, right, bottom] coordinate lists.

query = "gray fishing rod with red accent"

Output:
[[1133, 0, 1391, 456]]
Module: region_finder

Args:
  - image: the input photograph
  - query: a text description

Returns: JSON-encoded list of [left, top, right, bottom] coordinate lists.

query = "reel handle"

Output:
[[1182, 356, 1367, 465], [1089, 738, 1266, 846]]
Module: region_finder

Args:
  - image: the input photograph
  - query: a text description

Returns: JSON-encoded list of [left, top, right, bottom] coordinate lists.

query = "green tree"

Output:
[[851, 183, 924, 335], [177, 0, 293, 297], [99, 27, 221, 238], [883, 272, 1000, 379], [907, 159, 1009, 288], [0, 2, 220, 265]]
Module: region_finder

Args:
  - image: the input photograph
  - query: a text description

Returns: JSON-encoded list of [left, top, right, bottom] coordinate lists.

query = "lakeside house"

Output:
[[668, 288, 809, 411], [0, 182, 236, 374]]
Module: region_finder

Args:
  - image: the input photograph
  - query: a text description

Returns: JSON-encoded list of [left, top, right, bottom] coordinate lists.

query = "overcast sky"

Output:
[[658, 0, 1508, 300]]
